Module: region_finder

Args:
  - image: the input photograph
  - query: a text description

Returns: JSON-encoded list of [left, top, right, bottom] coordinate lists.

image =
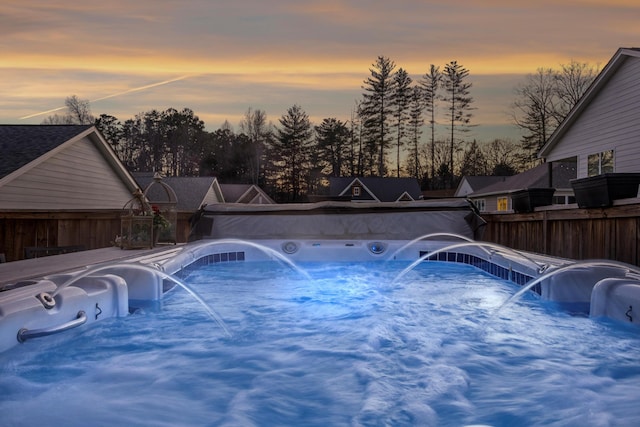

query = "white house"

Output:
[[539, 48, 640, 177]]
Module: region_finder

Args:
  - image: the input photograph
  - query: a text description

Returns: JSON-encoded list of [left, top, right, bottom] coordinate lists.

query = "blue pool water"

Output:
[[1, 261, 639, 426]]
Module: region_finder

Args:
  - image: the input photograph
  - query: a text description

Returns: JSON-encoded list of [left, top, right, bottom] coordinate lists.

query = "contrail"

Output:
[[20, 74, 193, 120]]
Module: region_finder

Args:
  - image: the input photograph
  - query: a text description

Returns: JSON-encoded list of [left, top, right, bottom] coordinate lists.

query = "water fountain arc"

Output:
[[494, 259, 640, 315], [50, 263, 231, 337], [391, 240, 548, 284], [385, 232, 491, 261]]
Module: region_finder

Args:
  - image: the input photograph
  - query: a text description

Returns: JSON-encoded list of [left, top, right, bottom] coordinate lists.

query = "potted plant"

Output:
[[571, 173, 640, 208], [152, 205, 171, 245], [511, 188, 556, 213]]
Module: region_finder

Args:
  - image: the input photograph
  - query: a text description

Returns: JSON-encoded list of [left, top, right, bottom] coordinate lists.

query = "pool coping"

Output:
[[0, 245, 185, 286]]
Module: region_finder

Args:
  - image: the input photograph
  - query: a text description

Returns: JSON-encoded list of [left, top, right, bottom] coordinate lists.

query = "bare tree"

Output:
[[511, 61, 599, 165], [511, 68, 557, 165], [484, 138, 521, 174], [239, 108, 271, 185], [552, 60, 600, 123], [42, 95, 95, 125]]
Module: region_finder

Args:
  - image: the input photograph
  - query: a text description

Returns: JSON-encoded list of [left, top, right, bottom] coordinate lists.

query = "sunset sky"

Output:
[[1, 0, 638, 142]]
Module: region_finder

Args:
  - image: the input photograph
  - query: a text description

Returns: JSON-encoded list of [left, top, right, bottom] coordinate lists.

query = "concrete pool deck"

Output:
[[0, 245, 186, 286]]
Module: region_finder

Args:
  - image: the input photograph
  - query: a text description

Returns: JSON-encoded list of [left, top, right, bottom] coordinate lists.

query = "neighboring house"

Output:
[[0, 125, 138, 210], [0, 125, 141, 261], [329, 177, 423, 202], [539, 47, 640, 178], [134, 174, 275, 212], [455, 176, 507, 198], [466, 162, 576, 213], [220, 183, 275, 204]]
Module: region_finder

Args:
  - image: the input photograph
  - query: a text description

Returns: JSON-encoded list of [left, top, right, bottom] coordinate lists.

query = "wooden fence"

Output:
[[481, 203, 640, 267], [3, 204, 639, 266], [0, 211, 193, 262]]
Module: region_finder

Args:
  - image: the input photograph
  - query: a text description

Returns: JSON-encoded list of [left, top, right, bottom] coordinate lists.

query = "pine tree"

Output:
[[273, 105, 313, 201], [420, 65, 442, 182], [442, 61, 474, 187], [406, 86, 424, 179], [391, 68, 412, 177], [361, 56, 397, 176]]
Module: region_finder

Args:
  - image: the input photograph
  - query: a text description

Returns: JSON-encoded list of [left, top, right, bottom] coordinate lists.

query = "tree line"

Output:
[[44, 57, 599, 201]]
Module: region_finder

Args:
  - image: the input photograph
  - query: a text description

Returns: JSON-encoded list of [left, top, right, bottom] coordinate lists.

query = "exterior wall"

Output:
[[455, 180, 474, 197], [471, 195, 508, 213], [545, 56, 640, 177], [0, 136, 133, 210]]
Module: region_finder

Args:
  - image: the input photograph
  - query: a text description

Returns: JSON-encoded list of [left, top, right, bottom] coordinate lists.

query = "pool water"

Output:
[[1, 261, 639, 426]]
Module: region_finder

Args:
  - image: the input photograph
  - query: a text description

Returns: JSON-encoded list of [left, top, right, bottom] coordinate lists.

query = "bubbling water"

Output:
[[50, 263, 231, 337]]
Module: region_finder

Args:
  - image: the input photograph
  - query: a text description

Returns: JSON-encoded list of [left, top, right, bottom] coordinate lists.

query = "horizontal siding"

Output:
[[0, 137, 133, 210], [546, 56, 640, 177]]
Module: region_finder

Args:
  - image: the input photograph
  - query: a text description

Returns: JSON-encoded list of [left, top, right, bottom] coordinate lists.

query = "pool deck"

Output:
[[0, 245, 185, 286]]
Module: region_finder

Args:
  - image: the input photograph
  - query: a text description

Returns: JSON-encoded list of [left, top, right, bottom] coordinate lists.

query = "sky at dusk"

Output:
[[1, 0, 638, 143]]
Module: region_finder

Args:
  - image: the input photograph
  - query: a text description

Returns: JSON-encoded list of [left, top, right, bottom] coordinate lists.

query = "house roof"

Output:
[[329, 177, 422, 202], [468, 162, 576, 197], [133, 175, 275, 211], [455, 176, 507, 196], [539, 47, 640, 158], [0, 124, 141, 210], [134, 174, 221, 212], [220, 183, 275, 204], [0, 124, 93, 179]]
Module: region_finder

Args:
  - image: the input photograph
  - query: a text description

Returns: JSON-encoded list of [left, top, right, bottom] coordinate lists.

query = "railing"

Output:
[[17, 311, 87, 343]]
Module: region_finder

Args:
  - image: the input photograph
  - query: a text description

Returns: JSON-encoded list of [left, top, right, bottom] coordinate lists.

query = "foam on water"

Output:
[[1, 261, 639, 426]]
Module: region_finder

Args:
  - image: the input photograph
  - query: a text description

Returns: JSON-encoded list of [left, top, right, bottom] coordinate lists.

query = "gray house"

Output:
[[466, 162, 576, 213], [329, 177, 422, 202], [133, 174, 275, 213], [539, 48, 640, 178]]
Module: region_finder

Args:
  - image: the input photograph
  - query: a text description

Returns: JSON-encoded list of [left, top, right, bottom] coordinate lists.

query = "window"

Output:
[[497, 197, 510, 211], [473, 199, 486, 212], [587, 150, 614, 176], [352, 186, 361, 197], [553, 195, 576, 205]]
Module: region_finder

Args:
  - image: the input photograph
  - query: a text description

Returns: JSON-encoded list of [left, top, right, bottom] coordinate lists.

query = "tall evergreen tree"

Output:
[[391, 68, 412, 177], [420, 65, 442, 182], [361, 56, 397, 176], [406, 86, 424, 179], [315, 118, 350, 177], [273, 105, 313, 201], [442, 61, 474, 187]]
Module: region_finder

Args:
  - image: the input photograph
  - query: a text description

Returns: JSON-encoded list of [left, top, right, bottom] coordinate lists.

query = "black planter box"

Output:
[[571, 173, 640, 208], [511, 188, 556, 213]]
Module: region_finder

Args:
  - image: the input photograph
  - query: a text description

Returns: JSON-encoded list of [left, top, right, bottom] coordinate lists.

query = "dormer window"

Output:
[[352, 186, 361, 197]]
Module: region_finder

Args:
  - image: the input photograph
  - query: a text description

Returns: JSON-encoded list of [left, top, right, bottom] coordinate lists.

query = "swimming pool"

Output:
[[1, 238, 640, 426]]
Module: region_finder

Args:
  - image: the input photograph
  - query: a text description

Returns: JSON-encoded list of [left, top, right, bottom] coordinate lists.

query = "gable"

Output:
[[330, 177, 421, 202], [540, 49, 640, 177], [0, 125, 93, 179], [0, 133, 134, 210]]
